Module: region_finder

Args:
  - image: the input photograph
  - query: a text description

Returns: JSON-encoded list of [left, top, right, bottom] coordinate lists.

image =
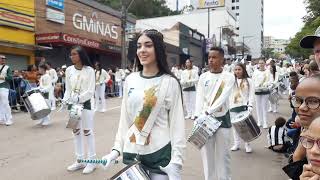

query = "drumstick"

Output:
[[77, 159, 118, 166]]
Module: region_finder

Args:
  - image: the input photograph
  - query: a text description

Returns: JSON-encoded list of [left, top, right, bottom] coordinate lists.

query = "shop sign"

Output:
[[197, 0, 225, 9], [46, 8, 65, 24], [0, 7, 34, 31], [36, 33, 61, 43], [46, 0, 64, 10], [72, 12, 119, 40], [62, 34, 100, 49]]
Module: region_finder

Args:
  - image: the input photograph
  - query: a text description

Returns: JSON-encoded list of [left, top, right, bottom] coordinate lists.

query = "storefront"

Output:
[[35, 0, 135, 69], [0, 0, 36, 70]]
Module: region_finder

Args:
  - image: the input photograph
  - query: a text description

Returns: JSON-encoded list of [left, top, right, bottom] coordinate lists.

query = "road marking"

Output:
[[106, 106, 121, 111]]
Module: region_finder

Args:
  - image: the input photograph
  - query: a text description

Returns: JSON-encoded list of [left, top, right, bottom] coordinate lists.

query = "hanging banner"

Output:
[[198, 0, 225, 9]]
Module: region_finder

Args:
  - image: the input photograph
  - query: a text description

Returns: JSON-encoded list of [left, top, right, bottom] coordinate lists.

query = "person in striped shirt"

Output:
[[267, 117, 290, 153]]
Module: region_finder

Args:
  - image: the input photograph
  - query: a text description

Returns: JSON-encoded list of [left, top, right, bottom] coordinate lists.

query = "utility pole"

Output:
[[242, 35, 254, 59], [207, 8, 210, 38], [121, 0, 135, 69]]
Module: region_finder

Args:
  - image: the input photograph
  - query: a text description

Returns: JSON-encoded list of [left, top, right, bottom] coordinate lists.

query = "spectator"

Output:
[[25, 65, 38, 88], [267, 117, 290, 153]]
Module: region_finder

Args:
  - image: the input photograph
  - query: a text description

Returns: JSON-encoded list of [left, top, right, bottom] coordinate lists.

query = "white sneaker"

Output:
[[185, 115, 191, 119], [82, 163, 96, 174], [41, 120, 51, 126], [5, 119, 13, 126], [273, 110, 278, 113], [245, 143, 252, 153], [263, 123, 268, 129], [257, 122, 261, 127], [99, 109, 106, 113], [67, 162, 86, 172], [268, 108, 272, 112], [230, 145, 240, 151], [191, 116, 195, 120]]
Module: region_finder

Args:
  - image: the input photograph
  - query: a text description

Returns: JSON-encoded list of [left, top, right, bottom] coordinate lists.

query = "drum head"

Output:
[[232, 111, 250, 123]]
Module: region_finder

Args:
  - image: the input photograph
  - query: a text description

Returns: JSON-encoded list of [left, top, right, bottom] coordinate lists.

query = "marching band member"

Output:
[[94, 62, 109, 112], [0, 55, 13, 126], [195, 47, 235, 180], [45, 62, 58, 111], [115, 67, 125, 97], [63, 46, 97, 174], [229, 63, 255, 153], [252, 59, 271, 129], [171, 64, 182, 80], [268, 65, 279, 113], [102, 29, 185, 180], [180, 59, 199, 120], [37, 63, 53, 126]]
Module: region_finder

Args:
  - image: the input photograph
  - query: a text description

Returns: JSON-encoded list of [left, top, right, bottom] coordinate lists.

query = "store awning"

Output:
[[0, 40, 52, 50]]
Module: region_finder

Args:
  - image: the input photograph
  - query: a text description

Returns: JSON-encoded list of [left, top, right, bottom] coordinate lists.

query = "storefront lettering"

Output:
[[63, 34, 100, 48], [72, 13, 118, 40]]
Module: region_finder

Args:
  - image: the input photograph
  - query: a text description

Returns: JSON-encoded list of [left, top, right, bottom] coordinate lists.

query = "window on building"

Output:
[[232, 0, 235, 2], [236, 13, 239, 16], [236, 0, 239, 2], [232, 6, 235, 10], [236, 6, 239, 10]]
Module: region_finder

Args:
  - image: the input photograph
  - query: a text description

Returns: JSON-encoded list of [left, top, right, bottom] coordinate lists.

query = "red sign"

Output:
[[36, 33, 121, 52], [62, 34, 100, 49]]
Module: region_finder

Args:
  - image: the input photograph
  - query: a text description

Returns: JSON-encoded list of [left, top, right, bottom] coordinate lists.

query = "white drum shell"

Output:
[[110, 161, 150, 180], [232, 111, 261, 142], [23, 90, 51, 120]]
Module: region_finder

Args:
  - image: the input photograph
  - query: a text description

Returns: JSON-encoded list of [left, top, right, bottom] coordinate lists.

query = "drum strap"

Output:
[[129, 75, 171, 146], [0, 65, 6, 74]]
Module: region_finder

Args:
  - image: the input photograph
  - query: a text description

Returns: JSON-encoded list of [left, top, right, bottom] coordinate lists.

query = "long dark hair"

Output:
[[270, 65, 277, 80], [234, 63, 250, 89], [135, 29, 183, 99], [71, 46, 93, 67]]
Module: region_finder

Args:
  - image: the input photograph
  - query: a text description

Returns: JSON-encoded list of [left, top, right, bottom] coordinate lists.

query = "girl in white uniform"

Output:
[[45, 62, 58, 110], [229, 63, 255, 153], [268, 65, 279, 113], [252, 60, 271, 129], [102, 29, 186, 180], [63, 46, 97, 174], [180, 59, 199, 119], [37, 64, 53, 126], [94, 62, 109, 112]]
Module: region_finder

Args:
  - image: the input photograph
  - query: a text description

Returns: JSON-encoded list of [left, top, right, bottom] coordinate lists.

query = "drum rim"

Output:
[[109, 161, 148, 180]]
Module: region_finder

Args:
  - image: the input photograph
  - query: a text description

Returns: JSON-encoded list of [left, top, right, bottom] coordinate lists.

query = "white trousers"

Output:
[[116, 81, 123, 97], [268, 100, 278, 112], [201, 128, 232, 180], [149, 173, 169, 180], [255, 94, 269, 125], [95, 84, 106, 112], [73, 109, 96, 159], [39, 99, 51, 124], [230, 112, 249, 146], [183, 91, 196, 117], [0, 88, 12, 123], [49, 87, 56, 110]]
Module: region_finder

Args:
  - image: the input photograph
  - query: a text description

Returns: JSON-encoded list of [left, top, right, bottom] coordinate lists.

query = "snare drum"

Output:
[[22, 89, 51, 120], [268, 88, 280, 104], [231, 111, 261, 142], [255, 87, 270, 94], [66, 104, 83, 130], [187, 115, 221, 149], [109, 161, 150, 180]]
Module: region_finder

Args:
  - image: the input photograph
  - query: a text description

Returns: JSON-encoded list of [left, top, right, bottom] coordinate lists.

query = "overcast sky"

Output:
[[166, 0, 307, 39]]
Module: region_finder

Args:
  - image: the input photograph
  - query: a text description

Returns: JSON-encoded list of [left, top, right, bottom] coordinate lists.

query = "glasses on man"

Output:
[[291, 96, 320, 109], [300, 136, 320, 149]]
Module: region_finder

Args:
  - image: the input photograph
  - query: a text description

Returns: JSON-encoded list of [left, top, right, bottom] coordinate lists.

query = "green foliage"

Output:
[[303, 0, 320, 23], [261, 48, 275, 59], [285, 17, 320, 59], [95, 0, 181, 19]]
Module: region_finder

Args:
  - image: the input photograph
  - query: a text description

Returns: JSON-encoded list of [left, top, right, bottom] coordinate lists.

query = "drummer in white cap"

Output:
[[0, 54, 13, 126]]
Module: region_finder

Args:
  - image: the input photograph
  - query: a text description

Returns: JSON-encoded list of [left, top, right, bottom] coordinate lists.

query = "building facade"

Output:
[[231, 0, 264, 58], [0, 0, 36, 70], [35, 0, 135, 69], [136, 6, 237, 60], [264, 36, 289, 54]]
